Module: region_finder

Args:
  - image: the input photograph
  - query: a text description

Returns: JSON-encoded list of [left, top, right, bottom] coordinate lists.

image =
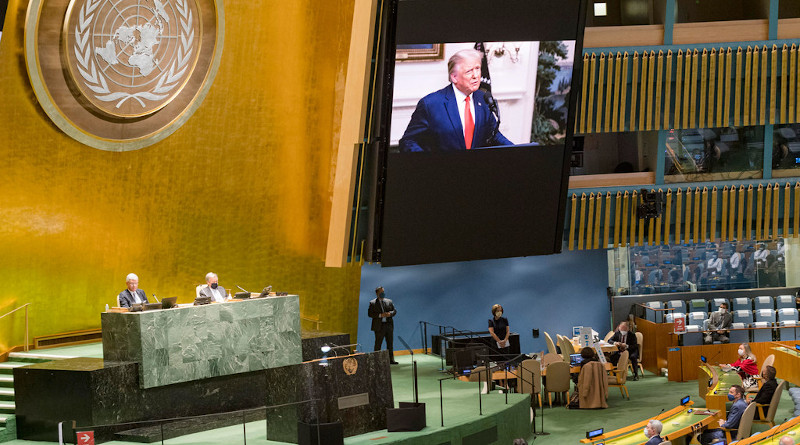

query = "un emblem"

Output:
[[25, 0, 224, 150]]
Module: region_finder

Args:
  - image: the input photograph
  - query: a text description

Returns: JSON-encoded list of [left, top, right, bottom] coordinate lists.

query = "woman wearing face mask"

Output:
[[724, 343, 759, 388], [488, 304, 510, 356]]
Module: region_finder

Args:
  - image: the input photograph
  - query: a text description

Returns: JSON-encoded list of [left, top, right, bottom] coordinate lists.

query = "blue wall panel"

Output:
[[357, 249, 611, 355]]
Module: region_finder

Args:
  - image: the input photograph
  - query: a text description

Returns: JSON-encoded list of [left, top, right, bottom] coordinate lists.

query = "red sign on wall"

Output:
[[76, 431, 95, 445]]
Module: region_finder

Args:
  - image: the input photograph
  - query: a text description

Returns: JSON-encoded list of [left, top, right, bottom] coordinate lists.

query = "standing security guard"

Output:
[[368, 286, 398, 364]]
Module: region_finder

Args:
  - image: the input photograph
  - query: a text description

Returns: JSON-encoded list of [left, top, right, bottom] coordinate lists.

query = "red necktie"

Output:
[[464, 96, 474, 150]]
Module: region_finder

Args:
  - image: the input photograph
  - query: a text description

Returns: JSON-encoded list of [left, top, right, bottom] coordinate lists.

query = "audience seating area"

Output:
[[647, 295, 800, 344]]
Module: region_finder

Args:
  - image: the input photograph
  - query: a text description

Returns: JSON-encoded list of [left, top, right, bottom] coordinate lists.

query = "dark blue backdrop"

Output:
[[357, 249, 612, 354]]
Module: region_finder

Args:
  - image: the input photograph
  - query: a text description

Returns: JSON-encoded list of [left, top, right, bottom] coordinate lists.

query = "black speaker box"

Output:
[[297, 420, 344, 445], [386, 402, 426, 432]]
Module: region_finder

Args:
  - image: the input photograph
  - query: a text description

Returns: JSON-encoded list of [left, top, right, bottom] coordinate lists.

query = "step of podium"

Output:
[[8, 352, 75, 363], [114, 411, 266, 443]]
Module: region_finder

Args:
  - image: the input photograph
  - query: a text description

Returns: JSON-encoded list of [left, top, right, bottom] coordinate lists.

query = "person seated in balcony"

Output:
[[704, 302, 733, 344]]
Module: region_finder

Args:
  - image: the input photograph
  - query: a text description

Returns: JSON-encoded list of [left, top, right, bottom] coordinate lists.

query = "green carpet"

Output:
[[4, 344, 799, 444]]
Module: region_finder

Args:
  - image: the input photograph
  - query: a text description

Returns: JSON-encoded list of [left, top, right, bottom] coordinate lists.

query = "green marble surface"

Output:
[[102, 296, 302, 388]]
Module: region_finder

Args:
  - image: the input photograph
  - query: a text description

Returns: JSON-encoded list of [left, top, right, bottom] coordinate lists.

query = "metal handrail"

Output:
[[0, 303, 31, 351]]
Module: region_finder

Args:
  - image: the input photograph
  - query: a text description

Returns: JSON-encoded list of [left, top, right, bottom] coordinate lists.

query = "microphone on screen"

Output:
[[483, 91, 499, 116]]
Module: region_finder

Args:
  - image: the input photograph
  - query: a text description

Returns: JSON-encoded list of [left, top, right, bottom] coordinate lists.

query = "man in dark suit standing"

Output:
[[368, 286, 398, 364], [399, 49, 513, 152], [609, 321, 639, 380], [117, 273, 149, 308]]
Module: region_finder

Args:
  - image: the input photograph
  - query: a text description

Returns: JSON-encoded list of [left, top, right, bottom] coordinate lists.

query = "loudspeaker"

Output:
[[386, 402, 426, 432], [297, 420, 344, 445]]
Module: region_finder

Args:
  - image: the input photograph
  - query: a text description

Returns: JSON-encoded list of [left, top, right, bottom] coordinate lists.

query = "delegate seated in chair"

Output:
[[749, 365, 777, 418], [699, 385, 747, 445], [609, 321, 639, 380], [705, 302, 733, 344]]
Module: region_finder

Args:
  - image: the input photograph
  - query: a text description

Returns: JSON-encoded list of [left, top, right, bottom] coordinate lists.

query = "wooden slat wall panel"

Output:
[[577, 43, 800, 133], [565, 181, 800, 249]]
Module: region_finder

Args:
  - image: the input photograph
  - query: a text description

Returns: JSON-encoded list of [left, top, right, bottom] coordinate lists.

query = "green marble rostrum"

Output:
[[101, 296, 302, 388]]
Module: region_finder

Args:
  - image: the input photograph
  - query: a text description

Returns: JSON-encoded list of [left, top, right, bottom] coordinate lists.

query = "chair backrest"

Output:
[[762, 354, 775, 371], [558, 337, 573, 363], [689, 299, 709, 313], [736, 402, 758, 440], [733, 297, 751, 311], [545, 361, 571, 392], [116, 293, 122, 307], [635, 332, 644, 354], [195, 284, 205, 299], [764, 380, 788, 423], [755, 309, 776, 323], [687, 312, 706, 326], [777, 295, 795, 309], [603, 330, 614, 342], [563, 337, 576, 355], [542, 352, 562, 367], [467, 366, 488, 383], [667, 300, 686, 312], [754, 296, 774, 310], [518, 359, 541, 395], [614, 350, 629, 384], [544, 332, 557, 355], [733, 309, 754, 324], [711, 298, 730, 312], [660, 441, 672, 445], [777, 308, 799, 322]]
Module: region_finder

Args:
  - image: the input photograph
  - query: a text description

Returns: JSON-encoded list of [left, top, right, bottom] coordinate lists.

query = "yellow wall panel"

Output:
[[0, 0, 362, 351]]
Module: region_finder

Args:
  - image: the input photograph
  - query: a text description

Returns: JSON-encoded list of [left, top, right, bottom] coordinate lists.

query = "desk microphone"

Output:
[[236, 285, 250, 293], [706, 348, 724, 365], [151, 294, 160, 303], [653, 407, 666, 420]]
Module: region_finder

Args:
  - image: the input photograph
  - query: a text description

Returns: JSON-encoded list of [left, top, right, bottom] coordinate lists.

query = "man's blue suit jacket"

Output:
[[399, 85, 512, 152]]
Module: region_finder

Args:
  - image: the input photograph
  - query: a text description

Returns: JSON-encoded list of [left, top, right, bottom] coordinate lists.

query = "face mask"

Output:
[[496, 311, 503, 318], [727, 394, 735, 401], [619, 330, 628, 335], [643, 428, 651, 438], [738, 349, 745, 357], [719, 308, 727, 314], [379, 292, 385, 299], [210, 283, 218, 289]]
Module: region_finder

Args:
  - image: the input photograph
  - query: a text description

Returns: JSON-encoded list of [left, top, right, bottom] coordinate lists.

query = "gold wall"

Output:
[[0, 0, 361, 352]]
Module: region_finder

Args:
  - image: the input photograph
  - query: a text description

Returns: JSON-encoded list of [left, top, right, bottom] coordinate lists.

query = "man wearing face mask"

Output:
[[705, 302, 733, 344], [198, 272, 228, 303], [609, 321, 640, 380], [643, 419, 663, 445], [699, 385, 747, 445], [368, 286, 398, 365]]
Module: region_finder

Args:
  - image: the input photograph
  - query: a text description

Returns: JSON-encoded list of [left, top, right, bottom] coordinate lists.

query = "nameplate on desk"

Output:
[[338, 393, 370, 410]]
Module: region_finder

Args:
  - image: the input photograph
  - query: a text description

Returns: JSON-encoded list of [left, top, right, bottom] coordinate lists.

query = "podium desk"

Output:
[[699, 364, 742, 418], [102, 295, 302, 388]]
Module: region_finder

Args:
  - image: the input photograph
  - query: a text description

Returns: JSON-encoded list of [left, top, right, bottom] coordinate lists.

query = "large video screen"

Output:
[[378, 0, 585, 266]]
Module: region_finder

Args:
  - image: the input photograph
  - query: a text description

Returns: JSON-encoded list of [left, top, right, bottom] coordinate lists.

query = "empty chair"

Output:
[[645, 301, 664, 323], [664, 312, 683, 325], [607, 350, 630, 399], [467, 365, 491, 393], [559, 336, 576, 363], [733, 309, 754, 324], [542, 352, 562, 367], [689, 299, 709, 314], [518, 359, 542, 408], [603, 330, 614, 342], [777, 308, 799, 341], [752, 308, 776, 342], [754, 296, 775, 310], [729, 322, 750, 344], [686, 312, 706, 328], [733, 297, 752, 312], [777, 295, 795, 309], [711, 298, 730, 312], [544, 361, 571, 408], [544, 332, 557, 355], [683, 324, 704, 346], [666, 300, 687, 314]]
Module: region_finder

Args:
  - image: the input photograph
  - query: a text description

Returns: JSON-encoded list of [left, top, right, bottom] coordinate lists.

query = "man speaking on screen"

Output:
[[399, 49, 513, 152]]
